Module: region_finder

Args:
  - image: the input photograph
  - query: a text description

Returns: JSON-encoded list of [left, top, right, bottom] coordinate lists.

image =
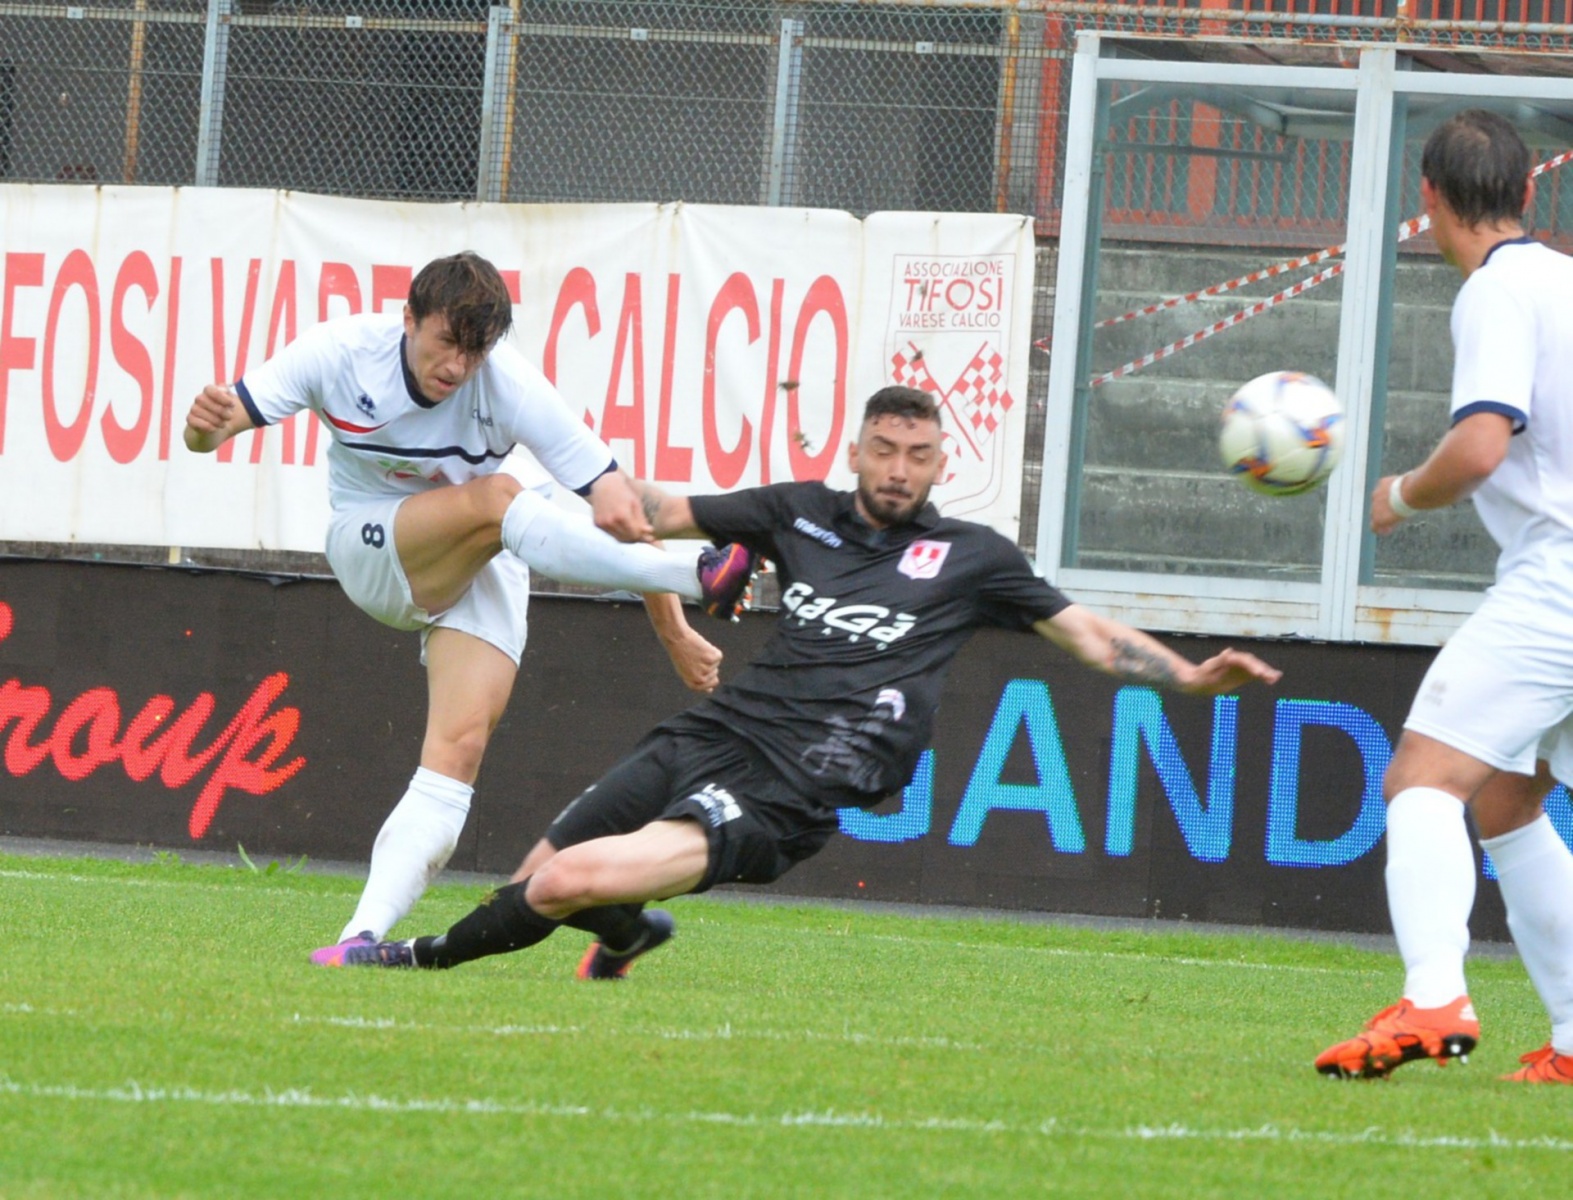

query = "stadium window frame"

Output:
[[1036, 33, 1573, 648]]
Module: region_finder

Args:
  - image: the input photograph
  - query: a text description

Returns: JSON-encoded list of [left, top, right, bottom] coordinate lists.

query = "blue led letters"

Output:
[[1264, 699, 1390, 868], [946, 679, 1087, 852], [1105, 689, 1236, 863], [837, 749, 934, 843]]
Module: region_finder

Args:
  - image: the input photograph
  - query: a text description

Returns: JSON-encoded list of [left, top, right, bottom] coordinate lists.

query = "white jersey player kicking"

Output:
[[183, 251, 756, 963], [1316, 111, 1573, 1083]]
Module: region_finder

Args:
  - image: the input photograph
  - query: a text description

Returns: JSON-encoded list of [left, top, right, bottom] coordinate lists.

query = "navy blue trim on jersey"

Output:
[[341, 442, 513, 465], [233, 379, 270, 428], [572, 459, 619, 497], [399, 335, 440, 409], [1481, 235, 1538, 268], [1453, 399, 1527, 434]]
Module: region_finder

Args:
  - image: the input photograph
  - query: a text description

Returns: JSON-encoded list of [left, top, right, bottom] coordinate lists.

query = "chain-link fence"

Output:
[[5, 1, 1571, 215], [4, 0, 1573, 583]]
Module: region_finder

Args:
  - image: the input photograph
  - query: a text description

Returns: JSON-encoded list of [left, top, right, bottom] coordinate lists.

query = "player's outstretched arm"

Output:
[[642, 593, 722, 693], [1370, 410, 1511, 534], [1033, 605, 1281, 696], [183, 385, 257, 453], [630, 480, 704, 540], [586, 469, 657, 543]]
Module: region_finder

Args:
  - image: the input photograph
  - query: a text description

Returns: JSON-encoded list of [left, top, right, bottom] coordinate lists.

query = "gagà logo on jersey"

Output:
[[780, 582, 916, 647], [355, 393, 377, 417]]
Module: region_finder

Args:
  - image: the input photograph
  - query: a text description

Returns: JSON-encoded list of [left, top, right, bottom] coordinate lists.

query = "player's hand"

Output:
[[662, 625, 723, 693], [183, 385, 241, 453], [1370, 474, 1405, 535], [1181, 648, 1282, 695], [589, 471, 656, 543]]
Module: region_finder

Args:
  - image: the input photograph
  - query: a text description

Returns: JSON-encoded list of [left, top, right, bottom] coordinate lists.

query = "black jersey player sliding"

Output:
[[321, 385, 1281, 978]]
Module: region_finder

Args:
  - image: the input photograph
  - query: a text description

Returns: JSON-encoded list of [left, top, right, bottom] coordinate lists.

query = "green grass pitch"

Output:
[[1, 851, 1568, 1198]]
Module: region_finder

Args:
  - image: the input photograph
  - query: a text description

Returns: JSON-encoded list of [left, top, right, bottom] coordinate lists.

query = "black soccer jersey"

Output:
[[681, 481, 1071, 807]]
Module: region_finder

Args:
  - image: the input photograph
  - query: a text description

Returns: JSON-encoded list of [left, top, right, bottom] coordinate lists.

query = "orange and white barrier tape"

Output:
[[1053, 147, 1573, 388], [1089, 262, 1343, 386]]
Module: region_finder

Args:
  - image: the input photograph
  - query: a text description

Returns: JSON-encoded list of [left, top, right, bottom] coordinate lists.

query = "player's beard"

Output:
[[857, 479, 930, 527]]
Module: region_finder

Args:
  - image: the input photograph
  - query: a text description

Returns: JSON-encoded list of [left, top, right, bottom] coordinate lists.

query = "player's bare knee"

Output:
[[474, 473, 522, 525], [421, 727, 490, 782], [525, 855, 594, 916]]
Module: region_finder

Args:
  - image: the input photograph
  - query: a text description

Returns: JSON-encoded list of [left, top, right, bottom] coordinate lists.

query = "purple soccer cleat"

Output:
[[697, 543, 759, 621], [310, 931, 377, 967]]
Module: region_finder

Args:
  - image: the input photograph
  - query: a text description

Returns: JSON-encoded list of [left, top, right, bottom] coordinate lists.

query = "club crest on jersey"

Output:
[[898, 540, 951, 580], [355, 393, 377, 417]]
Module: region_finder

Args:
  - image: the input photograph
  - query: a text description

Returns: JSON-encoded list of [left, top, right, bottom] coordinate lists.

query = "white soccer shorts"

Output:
[[325, 496, 531, 665], [1405, 590, 1573, 781]]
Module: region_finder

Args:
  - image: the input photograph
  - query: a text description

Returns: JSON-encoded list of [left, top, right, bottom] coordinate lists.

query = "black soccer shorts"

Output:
[[543, 723, 838, 893]]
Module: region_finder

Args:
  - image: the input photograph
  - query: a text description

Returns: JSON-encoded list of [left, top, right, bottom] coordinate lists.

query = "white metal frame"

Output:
[[1036, 34, 1568, 647]]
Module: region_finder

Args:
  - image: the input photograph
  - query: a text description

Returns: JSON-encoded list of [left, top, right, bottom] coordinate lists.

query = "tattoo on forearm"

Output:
[[640, 491, 662, 526], [1109, 637, 1179, 687]]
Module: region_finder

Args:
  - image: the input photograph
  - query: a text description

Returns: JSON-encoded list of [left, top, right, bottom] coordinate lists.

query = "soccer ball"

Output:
[[1218, 370, 1345, 497]]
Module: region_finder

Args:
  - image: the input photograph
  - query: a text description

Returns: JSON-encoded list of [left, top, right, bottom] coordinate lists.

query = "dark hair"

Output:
[[1420, 110, 1531, 228], [407, 251, 514, 357], [863, 385, 942, 430]]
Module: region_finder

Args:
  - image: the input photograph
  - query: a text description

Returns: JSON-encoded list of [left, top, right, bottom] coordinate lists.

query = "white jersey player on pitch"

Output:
[[1317, 111, 1573, 1083], [183, 251, 756, 965]]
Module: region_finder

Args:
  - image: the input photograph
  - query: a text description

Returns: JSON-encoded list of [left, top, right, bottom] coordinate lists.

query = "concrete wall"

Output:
[[1039, 242, 1498, 591]]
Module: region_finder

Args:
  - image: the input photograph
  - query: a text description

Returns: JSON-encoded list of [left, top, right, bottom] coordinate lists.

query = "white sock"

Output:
[[1385, 786, 1475, 1007], [339, 767, 473, 942], [1480, 814, 1573, 1054], [499, 488, 700, 599]]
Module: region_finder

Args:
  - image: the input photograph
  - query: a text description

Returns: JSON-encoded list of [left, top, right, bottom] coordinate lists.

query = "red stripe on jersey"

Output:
[[322, 412, 390, 435]]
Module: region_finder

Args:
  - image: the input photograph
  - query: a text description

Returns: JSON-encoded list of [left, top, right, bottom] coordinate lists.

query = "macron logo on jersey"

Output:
[[898, 540, 951, 580], [793, 517, 844, 548]]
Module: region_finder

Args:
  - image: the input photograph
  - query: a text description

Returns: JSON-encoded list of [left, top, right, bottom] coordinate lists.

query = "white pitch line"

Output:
[[2, 1074, 1569, 1154], [2, 1002, 80, 1017], [0, 868, 321, 896], [289, 1013, 983, 1052], [774, 926, 1393, 979]]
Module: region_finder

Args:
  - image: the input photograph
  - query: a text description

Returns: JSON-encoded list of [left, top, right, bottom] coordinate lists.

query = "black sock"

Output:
[[413, 879, 560, 969], [563, 904, 647, 954]]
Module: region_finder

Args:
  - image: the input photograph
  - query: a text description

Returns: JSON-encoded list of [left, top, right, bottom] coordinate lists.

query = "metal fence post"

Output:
[[762, 17, 804, 207], [476, 5, 514, 203], [194, 0, 232, 187]]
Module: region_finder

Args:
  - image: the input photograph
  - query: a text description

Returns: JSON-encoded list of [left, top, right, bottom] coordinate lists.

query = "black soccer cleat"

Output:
[[576, 909, 675, 980]]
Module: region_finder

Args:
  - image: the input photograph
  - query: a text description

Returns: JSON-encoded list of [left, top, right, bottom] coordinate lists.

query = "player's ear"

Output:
[[846, 437, 861, 473], [935, 447, 949, 480], [1523, 175, 1537, 217], [402, 304, 417, 338]]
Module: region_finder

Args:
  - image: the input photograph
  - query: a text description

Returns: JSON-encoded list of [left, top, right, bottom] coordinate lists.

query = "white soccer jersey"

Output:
[[235, 313, 613, 511], [1449, 238, 1573, 587]]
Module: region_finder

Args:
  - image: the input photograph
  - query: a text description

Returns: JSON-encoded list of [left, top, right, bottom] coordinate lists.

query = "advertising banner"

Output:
[[0, 187, 1035, 550], [3, 558, 1556, 942]]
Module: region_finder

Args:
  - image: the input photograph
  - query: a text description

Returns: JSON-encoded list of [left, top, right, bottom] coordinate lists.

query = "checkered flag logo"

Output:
[[953, 347, 1013, 444], [888, 341, 1015, 456], [889, 342, 942, 394]]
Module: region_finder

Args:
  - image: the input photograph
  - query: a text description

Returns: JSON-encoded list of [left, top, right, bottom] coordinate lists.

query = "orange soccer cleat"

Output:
[[1502, 1044, 1573, 1084], [1315, 996, 1480, 1080]]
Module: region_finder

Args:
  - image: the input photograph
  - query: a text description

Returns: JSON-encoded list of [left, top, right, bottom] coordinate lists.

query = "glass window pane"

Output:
[[1367, 91, 1573, 591], [1064, 76, 1355, 582]]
